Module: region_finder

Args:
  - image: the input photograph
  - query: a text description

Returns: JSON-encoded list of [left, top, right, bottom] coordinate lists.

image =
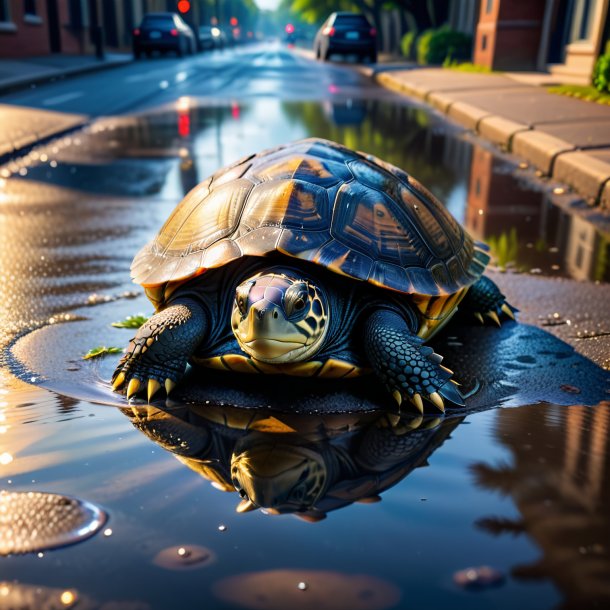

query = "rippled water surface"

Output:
[[1, 80, 609, 609]]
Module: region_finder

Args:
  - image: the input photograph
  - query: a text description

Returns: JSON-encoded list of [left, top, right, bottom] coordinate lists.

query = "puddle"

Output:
[[0, 91, 609, 609]]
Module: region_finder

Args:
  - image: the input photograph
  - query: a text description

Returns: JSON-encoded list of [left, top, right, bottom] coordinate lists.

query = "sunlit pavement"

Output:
[[0, 42, 609, 610]]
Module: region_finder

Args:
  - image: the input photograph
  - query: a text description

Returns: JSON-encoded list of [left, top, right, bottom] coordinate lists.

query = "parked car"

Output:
[[314, 12, 377, 63], [198, 25, 226, 50], [133, 12, 196, 58]]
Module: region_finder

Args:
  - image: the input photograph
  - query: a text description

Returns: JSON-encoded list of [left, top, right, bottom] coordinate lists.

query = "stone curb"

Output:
[[373, 70, 610, 207]]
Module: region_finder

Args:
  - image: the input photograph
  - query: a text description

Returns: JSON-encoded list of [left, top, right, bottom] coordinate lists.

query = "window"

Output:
[[0, 0, 10, 22], [24, 0, 37, 15], [481, 34, 487, 51], [486, 0, 493, 13]]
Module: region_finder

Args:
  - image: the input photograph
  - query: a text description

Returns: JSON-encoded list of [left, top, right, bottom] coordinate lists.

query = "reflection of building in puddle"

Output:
[[122, 404, 461, 521], [465, 144, 610, 281], [565, 215, 609, 281], [471, 403, 610, 607]]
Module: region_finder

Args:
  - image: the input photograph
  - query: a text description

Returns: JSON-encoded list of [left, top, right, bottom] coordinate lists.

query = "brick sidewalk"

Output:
[[372, 67, 610, 209]]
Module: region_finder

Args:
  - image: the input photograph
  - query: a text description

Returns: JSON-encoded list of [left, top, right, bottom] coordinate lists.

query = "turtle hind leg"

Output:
[[112, 298, 208, 402], [461, 276, 518, 326], [364, 309, 465, 414]]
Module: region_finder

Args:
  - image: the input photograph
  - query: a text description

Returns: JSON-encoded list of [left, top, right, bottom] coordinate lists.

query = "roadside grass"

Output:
[[547, 84, 610, 105], [443, 60, 495, 73]]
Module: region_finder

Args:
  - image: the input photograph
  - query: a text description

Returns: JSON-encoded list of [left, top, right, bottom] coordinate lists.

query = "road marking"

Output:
[[42, 91, 84, 106]]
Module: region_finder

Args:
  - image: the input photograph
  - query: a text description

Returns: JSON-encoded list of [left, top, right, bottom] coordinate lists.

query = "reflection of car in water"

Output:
[[323, 99, 367, 126], [314, 12, 377, 63], [121, 403, 460, 521], [133, 12, 197, 58]]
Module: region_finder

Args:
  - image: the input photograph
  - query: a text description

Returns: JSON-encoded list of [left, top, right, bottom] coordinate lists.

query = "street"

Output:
[[1, 44, 384, 116], [1, 41, 609, 610]]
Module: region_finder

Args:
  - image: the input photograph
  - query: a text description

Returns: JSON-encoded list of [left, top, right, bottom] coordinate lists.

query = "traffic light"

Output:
[[177, 1, 190, 13], [230, 17, 238, 27]]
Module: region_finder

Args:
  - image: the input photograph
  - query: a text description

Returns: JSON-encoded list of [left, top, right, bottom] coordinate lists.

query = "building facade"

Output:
[[0, 0, 209, 59], [473, 0, 610, 83]]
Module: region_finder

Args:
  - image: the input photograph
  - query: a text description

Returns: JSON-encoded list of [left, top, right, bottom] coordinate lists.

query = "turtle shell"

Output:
[[132, 138, 489, 306]]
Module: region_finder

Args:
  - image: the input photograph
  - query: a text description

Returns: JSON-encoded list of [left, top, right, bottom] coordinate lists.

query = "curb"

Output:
[[372, 70, 610, 209], [0, 56, 132, 96]]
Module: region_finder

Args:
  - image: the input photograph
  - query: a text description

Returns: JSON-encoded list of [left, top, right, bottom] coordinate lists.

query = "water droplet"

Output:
[[103, 528, 113, 537], [218, 524, 227, 532], [297, 582, 308, 591]]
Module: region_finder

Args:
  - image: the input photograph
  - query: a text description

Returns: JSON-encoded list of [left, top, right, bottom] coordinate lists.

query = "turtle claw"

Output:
[[165, 378, 176, 395], [147, 379, 161, 402], [428, 391, 445, 413], [410, 393, 424, 414], [126, 378, 141, 400], [501, 303, 516, 320], [485, 311, 501, 326], [438, 380, 465, 407], [112, 372, 126, 390]]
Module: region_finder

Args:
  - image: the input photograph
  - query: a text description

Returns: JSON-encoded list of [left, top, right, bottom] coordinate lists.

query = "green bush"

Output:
[[401, 30, 416, 60], [416, 25, 472, 66], [592, 53, 610, 93]]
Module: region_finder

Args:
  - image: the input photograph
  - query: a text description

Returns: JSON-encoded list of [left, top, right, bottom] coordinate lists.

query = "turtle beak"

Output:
[[238, 304, 306, 361]]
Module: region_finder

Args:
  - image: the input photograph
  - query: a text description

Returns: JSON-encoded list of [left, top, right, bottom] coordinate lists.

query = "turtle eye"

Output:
[[235, 283, 252, 317], [284, 282, 309, 318]]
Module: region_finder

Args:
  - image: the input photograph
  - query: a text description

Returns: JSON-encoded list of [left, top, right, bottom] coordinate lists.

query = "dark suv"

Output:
[[133, 12, 196, 58], [314, 12, 377, 63]]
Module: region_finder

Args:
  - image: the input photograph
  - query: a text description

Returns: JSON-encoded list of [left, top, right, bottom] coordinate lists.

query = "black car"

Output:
[[133, 12, 196, 58], [198, 25, 226, 50], [314, 12, 377, 63]]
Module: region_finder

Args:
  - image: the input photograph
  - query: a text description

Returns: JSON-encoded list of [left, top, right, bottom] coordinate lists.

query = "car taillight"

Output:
[[133, 28, 140, 36], [370, 28, 377, 37], [323, 27, 335, 37], [170, 28, 178, 37]]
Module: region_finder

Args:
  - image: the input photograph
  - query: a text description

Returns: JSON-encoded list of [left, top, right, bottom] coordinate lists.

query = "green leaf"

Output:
[[111, 314, 149, 329], [83, 346, 124, 360]]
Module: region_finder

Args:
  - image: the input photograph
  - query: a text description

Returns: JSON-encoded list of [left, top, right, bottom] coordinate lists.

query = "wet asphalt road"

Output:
[[1, 42, 610, 610], [1, 43, 387, 116]]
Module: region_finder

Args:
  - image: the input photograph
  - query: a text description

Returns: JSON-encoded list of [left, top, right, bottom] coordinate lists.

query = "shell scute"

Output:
[[331, 181, 423, 267], [277, 229, 331, 257], [307, 239, 373, 280], [133, 138, 487, 300], [240, 179, 330, 232]]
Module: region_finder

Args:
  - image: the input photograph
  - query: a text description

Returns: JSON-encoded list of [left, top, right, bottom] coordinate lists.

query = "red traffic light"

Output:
[[285, 23, 295, 34], [177, 1, 190, 13], [230, 17, 238, 27]]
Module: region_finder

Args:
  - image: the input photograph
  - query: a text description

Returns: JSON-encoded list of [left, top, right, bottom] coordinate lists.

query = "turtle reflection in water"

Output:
[[122, 404, 461, 520], [112, 138, 516, 414]]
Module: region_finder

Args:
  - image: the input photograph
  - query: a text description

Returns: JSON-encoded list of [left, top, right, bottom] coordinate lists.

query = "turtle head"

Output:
[[231, 271, 328, 363]]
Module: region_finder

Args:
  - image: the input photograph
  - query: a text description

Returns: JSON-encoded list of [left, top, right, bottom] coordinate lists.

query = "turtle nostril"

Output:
[[273, 310, 278, 319]]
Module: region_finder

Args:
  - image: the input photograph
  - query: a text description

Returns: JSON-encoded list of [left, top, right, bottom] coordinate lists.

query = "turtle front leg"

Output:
[[460, 276, 518, 326], [112, 298, 208, 401], [364, 309, 464, 414]]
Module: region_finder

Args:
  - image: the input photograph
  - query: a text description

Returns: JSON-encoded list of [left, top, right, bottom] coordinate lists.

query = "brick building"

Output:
[[0, 0, 209, 59], [474, 0, 610, 83]]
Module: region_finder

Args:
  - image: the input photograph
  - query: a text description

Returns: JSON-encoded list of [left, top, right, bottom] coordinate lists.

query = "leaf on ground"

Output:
[[83, 346, 124, 360], [111, 314, 149, 329]]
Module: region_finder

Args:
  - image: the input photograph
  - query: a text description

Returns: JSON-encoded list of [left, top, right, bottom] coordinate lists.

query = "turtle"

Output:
[[112, 137, 516, 413]]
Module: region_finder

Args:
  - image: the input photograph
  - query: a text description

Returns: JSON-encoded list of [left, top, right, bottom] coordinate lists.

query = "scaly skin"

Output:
[[112, 298, 208, 401], [364, 309, 464, 413]]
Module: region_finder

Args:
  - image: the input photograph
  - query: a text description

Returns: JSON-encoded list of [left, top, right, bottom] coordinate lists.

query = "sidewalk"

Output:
[[0, 53, 131, 93], [369, 66, 610, 209], [0, 53, 131, 163]]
